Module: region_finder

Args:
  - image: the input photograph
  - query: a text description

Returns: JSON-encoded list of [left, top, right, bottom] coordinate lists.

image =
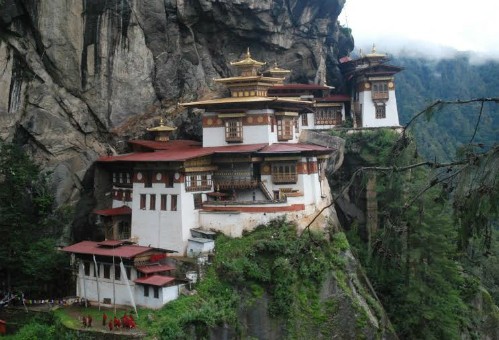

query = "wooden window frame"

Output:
[[301, 113, 308, 126], [371, 82, 389, 100], [140, 194, 146, 210], [193, 193, 203, 210], [225, 118, 243, 143], [272, 163, 298, 184], [277, 117, 294, 141], [186, 173, 212, 192], [153, 287, 159, 299], [375, 103, 386, 119]]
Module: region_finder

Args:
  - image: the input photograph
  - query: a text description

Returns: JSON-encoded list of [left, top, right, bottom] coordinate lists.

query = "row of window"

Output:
[[83, 262, 131, 282], [112, 172, 132, 185], [224, 117, 298, 143], [143, 285, 160, 299], [140, 194, 178, 211], [314, 108, 342, 125]]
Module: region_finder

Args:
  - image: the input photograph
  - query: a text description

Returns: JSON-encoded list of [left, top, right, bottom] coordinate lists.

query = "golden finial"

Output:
[[246, 47, 251, 59], [372, 43, 376, 54], [159, 116, 164, 126]]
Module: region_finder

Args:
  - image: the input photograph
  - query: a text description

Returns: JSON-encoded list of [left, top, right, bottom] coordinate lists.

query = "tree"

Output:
[[0, 142, 68, 297]]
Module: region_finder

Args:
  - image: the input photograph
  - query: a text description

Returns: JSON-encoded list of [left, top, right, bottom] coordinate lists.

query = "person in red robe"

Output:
[[87, 315, 92, 327], [108, 320, 113, 331], [102, 313, 107, 326]]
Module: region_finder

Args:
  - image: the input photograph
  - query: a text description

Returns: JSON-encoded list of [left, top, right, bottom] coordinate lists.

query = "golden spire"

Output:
[[246, 47, 251, 59], [372, 43, 376, 54]]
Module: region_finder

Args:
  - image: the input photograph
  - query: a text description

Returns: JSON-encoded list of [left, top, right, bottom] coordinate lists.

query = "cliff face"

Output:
[[0, 0, 353, 206]]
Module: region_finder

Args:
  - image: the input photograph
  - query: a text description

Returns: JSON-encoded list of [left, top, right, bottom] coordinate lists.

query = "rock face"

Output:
[[0, 0, 353, 207]]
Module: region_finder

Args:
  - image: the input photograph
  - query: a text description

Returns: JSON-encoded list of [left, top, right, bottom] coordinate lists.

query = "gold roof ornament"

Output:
[[147, 117, 176, 142], [366, 43, 386, 58], [268, 62, 291, 75], [230, 48, 266, 67]]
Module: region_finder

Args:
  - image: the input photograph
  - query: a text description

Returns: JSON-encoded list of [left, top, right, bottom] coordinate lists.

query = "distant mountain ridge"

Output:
[[392, 54, 499, 160]]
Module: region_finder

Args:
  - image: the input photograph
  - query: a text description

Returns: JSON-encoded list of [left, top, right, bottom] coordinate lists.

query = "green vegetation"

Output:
[[334, 128, 499, 339], [394, 55, 499, 161], [0, 142, 70, 297], [138, 219, 381, 339]]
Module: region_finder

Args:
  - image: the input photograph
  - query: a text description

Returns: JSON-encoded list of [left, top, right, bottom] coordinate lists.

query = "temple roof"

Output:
[[62, 241, 157, 259], [134, 275, 175, 287], [94, 206, 132, 216], [230, 48, 266, 67], [181, 96, 312, 108]]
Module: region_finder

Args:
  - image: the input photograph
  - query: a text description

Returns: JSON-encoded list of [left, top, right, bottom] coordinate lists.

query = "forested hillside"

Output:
[[394, 55, 499, 160]]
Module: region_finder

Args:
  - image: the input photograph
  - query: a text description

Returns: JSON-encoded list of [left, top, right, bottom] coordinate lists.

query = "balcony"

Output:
[[213, 178, 259, 190], [371, 92, 389, 100], [272, 174, 298, 184]]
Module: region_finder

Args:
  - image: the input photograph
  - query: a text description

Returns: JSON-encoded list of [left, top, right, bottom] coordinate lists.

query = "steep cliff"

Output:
[[0, 0, 353, 206]]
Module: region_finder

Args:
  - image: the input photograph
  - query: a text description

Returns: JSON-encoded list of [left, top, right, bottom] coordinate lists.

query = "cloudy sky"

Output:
[[339, 0, 499, 58]]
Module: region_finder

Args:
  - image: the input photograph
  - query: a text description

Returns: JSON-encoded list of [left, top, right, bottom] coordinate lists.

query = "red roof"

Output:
[[134, 275, 175, 287], [98, 143, 269, 162], [94, 206, 132, 216], [97, 240, 128, 247], [98, 148, 214, 163], [136, 264, 175, 274], [129, 139, 201, 151], [258, 143, 333, 154], [316, 94, 351, 102], [62, 241, 155, 259]]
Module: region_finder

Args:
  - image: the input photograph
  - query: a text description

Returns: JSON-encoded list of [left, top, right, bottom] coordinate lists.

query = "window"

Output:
[[161, 194, 167, 211], [119, 221, 131, 239], [272, 163, 297, 184], [277, 117, 294, 141], [103, 264, 111, 279], [140, 194, 146, 210], [372, 82, 389, 100], [171, 195, 178, 211], [115, 265, 121, 281], [125, 266, 131, 280], [315, 107, 342, 125], [301, 114, 308, 126], [93, 263, 98, 277], [144, 286, 149, 297], [150, 194, 156, 210], [225, 118, 243, 142], [153, 287, 159, 299], [186, 173, 212, 191], [84, 262, 90, 276], [193, 193, 202, 209], [375, 103, 386, 119]]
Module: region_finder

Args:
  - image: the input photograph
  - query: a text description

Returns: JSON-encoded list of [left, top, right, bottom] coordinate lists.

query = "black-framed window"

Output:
[[150, 194, 156, 210], [114, 265, 121, 281], [375, 103, 386, 119], [84, 262, 90, 276], [144, 286, 149, 297], [153, 287, 159, 299], [103, 264, 111, 279], [161, 194, 167, 211]]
